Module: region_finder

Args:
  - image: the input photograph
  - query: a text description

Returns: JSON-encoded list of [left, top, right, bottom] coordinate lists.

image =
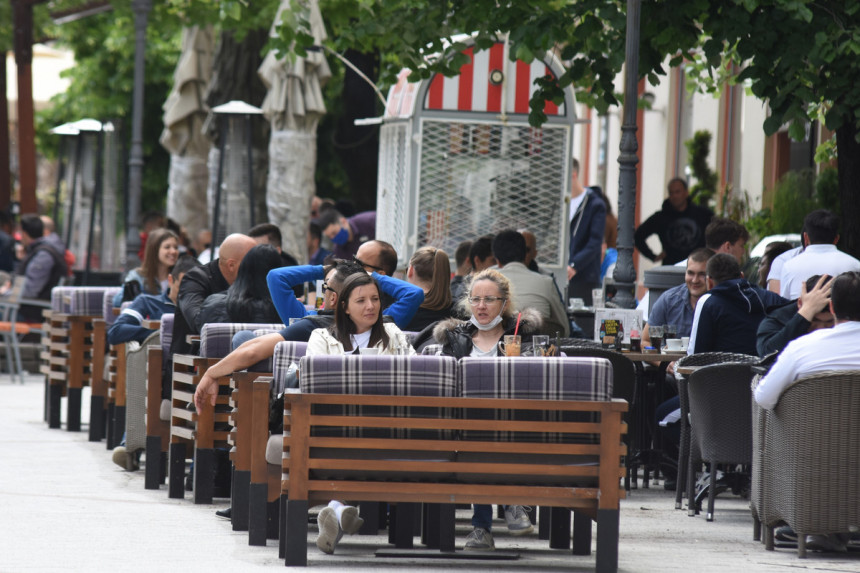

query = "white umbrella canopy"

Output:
[[260, 0, 331, 263], [259, 0, 331, 132], [161, 25, 215, 238]]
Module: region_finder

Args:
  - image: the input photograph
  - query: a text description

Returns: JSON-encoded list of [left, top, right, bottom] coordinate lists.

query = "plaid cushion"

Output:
[[458, 356, 613, 443], [199, 322, 284, 358], [268, 340, 308, 379], [102, 288, 122, 324], [160, 314, 174, 354], [298, 354, 458, 439], [69, 287, 112, 316], [51, 286, 76, 313]]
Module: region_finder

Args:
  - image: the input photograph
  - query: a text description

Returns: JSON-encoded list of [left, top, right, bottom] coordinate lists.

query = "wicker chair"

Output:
[[686, 362, 756, 521], [674, 352, 758, 511], [762, 370, 860, 557]]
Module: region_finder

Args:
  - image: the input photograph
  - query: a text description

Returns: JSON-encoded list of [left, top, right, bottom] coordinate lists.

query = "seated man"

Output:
[[754, 271, 860, 553], [688, 253, 787, 356], [756, 274, 834, 357], [107, 256, 199, 346], [18, 214, 67, 322]]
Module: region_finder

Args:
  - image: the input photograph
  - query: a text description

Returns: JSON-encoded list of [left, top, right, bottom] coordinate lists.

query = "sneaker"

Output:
[[111, 446, 139, 471], [316, 507, 343, 554], [806, 534, 848, 553], [339, 505, 364, 535], [464, 527, 495, 551], [504, 505, 535, 535], [774, 526, 797, 544]]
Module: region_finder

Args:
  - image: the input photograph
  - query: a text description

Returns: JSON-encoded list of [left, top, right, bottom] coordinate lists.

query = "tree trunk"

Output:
[[835, 122, 860, 259], [0, 51, 10, 211]]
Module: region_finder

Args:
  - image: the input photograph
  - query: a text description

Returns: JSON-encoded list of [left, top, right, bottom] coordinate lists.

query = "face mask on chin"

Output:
[[470, 314, 504, 331], [331, 227, 350, 245]]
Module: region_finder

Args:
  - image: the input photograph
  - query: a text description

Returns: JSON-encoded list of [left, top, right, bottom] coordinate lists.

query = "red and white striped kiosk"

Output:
[[367, 36, 577, 287]]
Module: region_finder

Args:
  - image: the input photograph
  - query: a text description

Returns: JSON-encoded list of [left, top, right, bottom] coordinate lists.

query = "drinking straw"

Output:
[[514, 312, 522, 336]]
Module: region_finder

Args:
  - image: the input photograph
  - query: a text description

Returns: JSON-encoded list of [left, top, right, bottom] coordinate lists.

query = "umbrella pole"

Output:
[[53, 138, 66, 231], [212, 115, 227, 247], [245, 113, 255, 227], [85, 129, 105, 286]]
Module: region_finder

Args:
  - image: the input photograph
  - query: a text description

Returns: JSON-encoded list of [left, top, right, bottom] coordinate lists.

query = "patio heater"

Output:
[[50, 119, 119, 285], [209, 100, 264, 246]]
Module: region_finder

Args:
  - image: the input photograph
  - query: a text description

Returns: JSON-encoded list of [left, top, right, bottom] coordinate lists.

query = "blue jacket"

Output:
[[690, 278, 787, 355], [569, 188, 606, 285], [266, 265, 424, 329], [107, 291, 174, 345]]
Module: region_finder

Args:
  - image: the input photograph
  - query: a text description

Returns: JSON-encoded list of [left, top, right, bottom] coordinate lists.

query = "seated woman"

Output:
[[305, 272, 415, 554], [113, 228, 179, 306], [432, 268, 542, 550], [403, 246, 455, 332], [198, 244, 284, 325]]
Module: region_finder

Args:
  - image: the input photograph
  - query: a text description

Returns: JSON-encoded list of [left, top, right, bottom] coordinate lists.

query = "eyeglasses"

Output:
[[321, 282, 332, 293], [353, 255, 385, 272], [468, 296, 505, 306]]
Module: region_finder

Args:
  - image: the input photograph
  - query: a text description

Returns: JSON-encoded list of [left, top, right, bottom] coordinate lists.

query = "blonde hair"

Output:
[[409, 246, 452, 311], [463, 268, 516, 320]]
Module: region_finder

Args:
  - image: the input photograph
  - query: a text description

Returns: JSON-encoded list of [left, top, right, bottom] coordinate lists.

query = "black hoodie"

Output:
[[634, 198, 713, 264]]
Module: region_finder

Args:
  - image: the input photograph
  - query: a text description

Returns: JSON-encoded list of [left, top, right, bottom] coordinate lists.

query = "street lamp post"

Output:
[[126, 0, 153, 269], [612, 0, 641, 310]]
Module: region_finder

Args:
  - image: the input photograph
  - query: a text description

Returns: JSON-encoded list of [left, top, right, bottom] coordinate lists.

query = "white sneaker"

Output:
[[504, 505, 534, 535], [464, 527, 495, 551], [316, 507, 343, 554], [338, 505, 364, 535]]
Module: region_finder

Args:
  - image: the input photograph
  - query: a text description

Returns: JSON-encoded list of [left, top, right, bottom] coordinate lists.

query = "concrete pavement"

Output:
[[1, 374, 858, 572]]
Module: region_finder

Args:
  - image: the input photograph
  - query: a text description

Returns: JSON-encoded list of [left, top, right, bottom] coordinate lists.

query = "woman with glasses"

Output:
[[429, 268, 542, 550], [305, 272, 414, 555], [403, 246, 455, 331]]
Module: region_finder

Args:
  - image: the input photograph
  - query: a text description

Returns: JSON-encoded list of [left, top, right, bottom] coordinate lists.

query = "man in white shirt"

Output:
[[778, 210, 860, 300], [756, 271, 860, 410]]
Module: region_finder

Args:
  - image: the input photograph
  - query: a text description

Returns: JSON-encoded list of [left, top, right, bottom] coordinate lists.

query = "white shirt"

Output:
[[569, 191, 586, 222], [766, 246, 802, 284], [350, 330, 371, 351], [754, 321, 860, 410], [779, 244, 860, 299]]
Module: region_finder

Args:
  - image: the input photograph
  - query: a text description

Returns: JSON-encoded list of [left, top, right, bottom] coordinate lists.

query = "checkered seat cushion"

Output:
[[458, 356, 613, 443], [245, 329, 295, 373], [298, 354, 458, 440], [457, 356, 614, 486], [159, 314, 174, 355], [102, 288, 122, 325], [269, 341, 308, 389], [199, 322, 284, 358], [51, 286, 76, 313], [69, 287, 113, 316]]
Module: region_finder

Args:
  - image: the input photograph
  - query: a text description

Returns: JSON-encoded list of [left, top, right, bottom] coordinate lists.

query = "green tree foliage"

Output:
[[36, 3, 184, 212], [684, 130, 718, 207]]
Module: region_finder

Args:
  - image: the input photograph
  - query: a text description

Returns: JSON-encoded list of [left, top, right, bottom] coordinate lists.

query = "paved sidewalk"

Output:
[[1, 375, 858, 572]]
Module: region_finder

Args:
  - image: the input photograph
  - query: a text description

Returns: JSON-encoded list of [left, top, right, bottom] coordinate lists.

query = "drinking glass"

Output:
[[664, 324, 678, 341], [501, 335, 522, 357], [532, 335, 550, 357], [649, 325, 664, 351]]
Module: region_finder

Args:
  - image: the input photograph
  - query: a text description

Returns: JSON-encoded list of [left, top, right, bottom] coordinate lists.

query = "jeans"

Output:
[[232, 329, 258, 351], [472, 504, 493, 531]]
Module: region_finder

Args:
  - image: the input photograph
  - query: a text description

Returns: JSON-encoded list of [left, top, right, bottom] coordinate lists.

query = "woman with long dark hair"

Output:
[[113, 228, 179, 306], [199, 244, 284, 324], [307, 273, 413, 355]]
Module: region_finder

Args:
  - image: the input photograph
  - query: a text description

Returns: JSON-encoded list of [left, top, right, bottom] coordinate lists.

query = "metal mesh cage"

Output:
[[376, 122, 412, 260], [416, 119, 570, 269]]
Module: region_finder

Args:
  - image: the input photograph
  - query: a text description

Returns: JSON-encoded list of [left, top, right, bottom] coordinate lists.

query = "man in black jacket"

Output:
[[635, 178, 713, 265], [756, 274, 834, 357]]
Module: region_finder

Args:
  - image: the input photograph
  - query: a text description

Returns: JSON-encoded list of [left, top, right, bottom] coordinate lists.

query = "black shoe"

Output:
[[215, 507, 232, 520], [185, 474, 193, 492], [663, 479, 677, 491]]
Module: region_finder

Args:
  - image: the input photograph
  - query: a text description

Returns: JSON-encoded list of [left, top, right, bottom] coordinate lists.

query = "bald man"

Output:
[[163, 234, 256, 399]]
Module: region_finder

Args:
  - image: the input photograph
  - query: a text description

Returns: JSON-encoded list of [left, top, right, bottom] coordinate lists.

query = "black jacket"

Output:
[[634, 198, 713, 265], [430, 307, 543, 358], [755, 301, 811, 357]]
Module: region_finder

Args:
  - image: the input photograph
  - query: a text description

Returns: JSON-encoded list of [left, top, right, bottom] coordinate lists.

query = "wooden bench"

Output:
[[168, 322, 283, 503], [279, 355, 626, 572]]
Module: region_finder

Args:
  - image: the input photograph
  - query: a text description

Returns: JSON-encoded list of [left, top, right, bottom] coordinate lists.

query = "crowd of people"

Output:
[[13, 165, 859, 555]]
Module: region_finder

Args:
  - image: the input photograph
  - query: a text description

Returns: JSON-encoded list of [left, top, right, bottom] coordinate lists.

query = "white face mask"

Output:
[[470, 314, 504, 331]]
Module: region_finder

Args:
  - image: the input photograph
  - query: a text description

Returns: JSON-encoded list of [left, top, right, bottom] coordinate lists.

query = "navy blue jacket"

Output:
[[569, 188, 606, 285], [690, 278, 788, 355], [107, 291, 174, 345]]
